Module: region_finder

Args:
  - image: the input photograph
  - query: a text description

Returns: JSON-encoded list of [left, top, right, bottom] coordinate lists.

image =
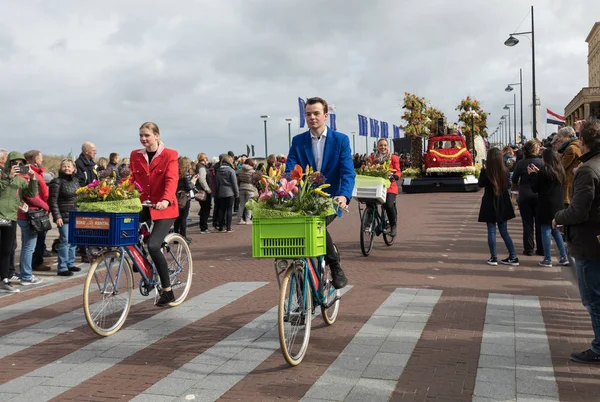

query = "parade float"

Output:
[[399, 94, 485, 194]]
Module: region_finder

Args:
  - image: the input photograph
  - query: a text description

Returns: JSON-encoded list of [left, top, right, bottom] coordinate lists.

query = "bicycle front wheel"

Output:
[[162, 233, 193, 307], [278, 265, 312, 366], [360, 206, 375, 256], [83, 250, 133, 337]]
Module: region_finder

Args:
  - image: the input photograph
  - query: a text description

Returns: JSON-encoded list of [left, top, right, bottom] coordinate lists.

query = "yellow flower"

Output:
[[314, 189, 330, 197], [316, 184, 331, 190]]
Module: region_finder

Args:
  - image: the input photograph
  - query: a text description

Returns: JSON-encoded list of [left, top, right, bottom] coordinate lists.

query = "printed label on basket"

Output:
[[75, 216, 111, 230]]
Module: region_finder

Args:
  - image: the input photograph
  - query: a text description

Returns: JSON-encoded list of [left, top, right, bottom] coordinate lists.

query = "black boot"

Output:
[[156, 289, 175, 307], [390, 224, 397, 237], [329, 262, 348, 289]]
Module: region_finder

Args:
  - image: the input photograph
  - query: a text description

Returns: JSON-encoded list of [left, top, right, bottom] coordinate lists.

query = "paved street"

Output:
[[1, 191, 599, 402]]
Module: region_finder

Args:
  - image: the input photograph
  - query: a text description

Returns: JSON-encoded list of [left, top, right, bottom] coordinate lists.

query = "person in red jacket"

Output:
[[24, 150, 52, 272], [370, 138, 401, 237], [130, 122, 179, 307]]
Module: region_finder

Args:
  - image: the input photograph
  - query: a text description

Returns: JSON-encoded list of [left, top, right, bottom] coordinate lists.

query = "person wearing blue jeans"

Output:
[[56, 223, 76, 274], [554, 119, 600, 364], [486, 222, 516, 262], [539, 224, 568, 266], [17, 220, 42, 284], [478, 148, 519, 266]]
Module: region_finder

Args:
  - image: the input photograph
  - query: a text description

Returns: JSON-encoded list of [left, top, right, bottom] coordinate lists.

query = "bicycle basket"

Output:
[[68, 211, 139, 247], [252, 216, 326, 258]]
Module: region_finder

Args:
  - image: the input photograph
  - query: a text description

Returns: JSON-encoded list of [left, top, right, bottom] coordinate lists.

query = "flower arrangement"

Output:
[[76, 167, 143, 213], [401, 167, 423, 178], [247, 164, 336, 218], [355, 158, 394, 180]]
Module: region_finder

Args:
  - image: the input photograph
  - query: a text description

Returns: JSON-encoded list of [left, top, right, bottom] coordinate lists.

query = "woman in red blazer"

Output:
[[130, 122, 179, 306], [370, 138, 401, 237]]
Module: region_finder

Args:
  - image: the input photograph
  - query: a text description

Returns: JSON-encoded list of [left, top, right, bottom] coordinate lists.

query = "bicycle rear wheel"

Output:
[[320, 257, 340, 325], [162, 233, 193, 306], [360, 206, 375, 256], [278, 264, 312, 366], [83, 250, 133, 337], [381, 207, 396, 246]]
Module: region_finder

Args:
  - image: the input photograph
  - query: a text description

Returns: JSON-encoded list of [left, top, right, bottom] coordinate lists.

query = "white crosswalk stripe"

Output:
[[0, 285, 84, 323], [0, 282, 267, 402], [474, 293, 559, 402], [301, 288, 442, 402]]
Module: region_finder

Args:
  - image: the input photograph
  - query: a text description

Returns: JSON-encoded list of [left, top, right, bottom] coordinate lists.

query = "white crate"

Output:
[[352, 183, 387, 204]]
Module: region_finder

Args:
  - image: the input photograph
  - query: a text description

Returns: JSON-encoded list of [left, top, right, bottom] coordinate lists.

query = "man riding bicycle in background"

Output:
[[286, 97, 356, 289]]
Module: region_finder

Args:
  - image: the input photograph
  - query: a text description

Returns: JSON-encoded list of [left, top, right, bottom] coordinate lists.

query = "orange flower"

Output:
[[98, 185, 111, 196], [290, 165, 303, 181]]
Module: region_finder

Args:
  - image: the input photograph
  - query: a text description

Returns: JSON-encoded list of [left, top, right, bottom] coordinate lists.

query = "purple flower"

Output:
[[87, 179, 100, 188], [309, 172, 326, 186]]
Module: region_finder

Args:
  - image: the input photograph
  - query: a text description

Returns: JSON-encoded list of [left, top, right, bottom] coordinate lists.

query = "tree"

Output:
[[401, 93, 430, 170], [456, 97, 490, 153], [426, 106, 446, 136]]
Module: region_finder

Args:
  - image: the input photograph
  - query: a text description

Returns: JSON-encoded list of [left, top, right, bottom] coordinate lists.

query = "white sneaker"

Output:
[[9, 275, 20, 282], [20, 275, 43, 286], [0, 280, 20, 293], [238, 220, 246, 225]]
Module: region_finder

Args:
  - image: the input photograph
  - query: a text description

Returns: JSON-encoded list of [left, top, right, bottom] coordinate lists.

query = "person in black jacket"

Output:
[[75, 142, 98, 187], [528, 148, 569, 267], [48, 159, 80, 277], [554, 119, 600, 364], [173, 157, 197, 244], [512, 139, 543, 256], [478, 148, 519, 266]]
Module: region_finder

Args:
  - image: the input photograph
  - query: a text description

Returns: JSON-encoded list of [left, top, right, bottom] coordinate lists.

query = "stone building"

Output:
[[565, 22, 600, 125]]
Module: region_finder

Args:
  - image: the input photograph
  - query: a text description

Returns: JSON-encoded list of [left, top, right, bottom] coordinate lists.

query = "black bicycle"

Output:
[[357, 201, 396, 256]]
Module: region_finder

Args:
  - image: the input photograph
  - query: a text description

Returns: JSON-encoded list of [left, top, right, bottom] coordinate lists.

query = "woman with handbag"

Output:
[[174, 156, 197, 244], [0, 152, 41, 292], [49, 159, 81, 277], [194, 153, 212, 233]]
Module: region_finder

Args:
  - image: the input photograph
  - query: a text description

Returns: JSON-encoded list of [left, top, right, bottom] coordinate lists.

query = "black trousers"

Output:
[[0, 222, 17, 280], [325, 215, 339, 266], [212, 197, 222, 229], [9, 227, 16, 277], [139, 209, 175, 289], [173, 201, 190, 238], [32, 231, 47, 268], [518, 196, 543, 254], [382, 193, 397, 227], [217, 197, 234, 231], [198, 194, 212, 231]]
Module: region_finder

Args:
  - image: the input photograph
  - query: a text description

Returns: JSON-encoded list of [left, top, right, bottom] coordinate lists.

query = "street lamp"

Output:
[[506, 68, 523, 144], [260, 115, 269, 158], [351, 131, 356, 153], [505, 6, 537, 139], [285, 118, 293, 149], [503, 103, 513, 145]]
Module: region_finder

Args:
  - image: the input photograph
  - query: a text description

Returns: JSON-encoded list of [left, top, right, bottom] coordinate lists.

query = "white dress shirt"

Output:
[[310, 126, 328, 171]]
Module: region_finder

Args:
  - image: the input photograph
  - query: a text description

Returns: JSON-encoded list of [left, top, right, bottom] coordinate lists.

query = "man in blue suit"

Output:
[[286, 97, 356, 289]]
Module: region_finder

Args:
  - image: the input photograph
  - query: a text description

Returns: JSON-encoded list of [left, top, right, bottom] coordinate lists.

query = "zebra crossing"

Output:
[[0, 282, 567, 401]]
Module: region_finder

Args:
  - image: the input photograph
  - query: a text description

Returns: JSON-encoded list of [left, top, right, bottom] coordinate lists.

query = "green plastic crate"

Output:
[[252, 216, 327, 258]]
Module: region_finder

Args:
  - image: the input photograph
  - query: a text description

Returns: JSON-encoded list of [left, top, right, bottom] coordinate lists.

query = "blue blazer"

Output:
[[286, 127, 356, 216]]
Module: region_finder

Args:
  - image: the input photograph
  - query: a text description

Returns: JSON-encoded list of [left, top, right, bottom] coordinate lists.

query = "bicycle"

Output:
[[275, 244, 342, 366], [82, 202, 193, 336], [357, 200, 396, 256]]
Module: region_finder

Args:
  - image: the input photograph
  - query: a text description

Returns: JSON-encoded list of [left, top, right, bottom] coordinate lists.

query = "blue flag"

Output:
[[380, 122, 389, 138], [370, 118, 379, 138], [358, 115, 368, 136], [330, 113, 337, 131], [298, 97, 306, 128], [393, 125, 401, 139]]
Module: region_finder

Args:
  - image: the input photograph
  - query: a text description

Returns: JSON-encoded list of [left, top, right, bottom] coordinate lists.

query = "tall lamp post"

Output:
[[505, 6, 536, 138], [351, 131, 356, 153], [503, 102, 514, 145], [285, 118, 293, 149], [505, 68, 523, 144], [260, 115, 269, 158]]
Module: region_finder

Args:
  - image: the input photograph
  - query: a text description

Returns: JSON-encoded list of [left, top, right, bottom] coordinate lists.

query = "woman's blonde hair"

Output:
[[221, 155, 234, 168], [178, 156, 192, 177], [139, 122, 163, 145], [197, 152, 207, 162], [60, 158, 76, 171], [97, 157, 108, 170]]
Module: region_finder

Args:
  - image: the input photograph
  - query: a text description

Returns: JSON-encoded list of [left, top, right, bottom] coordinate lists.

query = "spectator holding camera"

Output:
[[0, 152, 40, 292], [554, 119, 600, 364]]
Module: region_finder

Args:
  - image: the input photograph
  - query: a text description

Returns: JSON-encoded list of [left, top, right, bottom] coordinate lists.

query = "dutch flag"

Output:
[[546, 108, 566, 126]]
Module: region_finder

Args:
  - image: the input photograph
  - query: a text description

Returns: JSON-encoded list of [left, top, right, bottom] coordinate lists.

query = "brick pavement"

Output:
[[0, 191, 599, 401]]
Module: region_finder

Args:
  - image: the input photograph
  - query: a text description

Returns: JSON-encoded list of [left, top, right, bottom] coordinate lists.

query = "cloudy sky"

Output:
[[0, 0, 597, 159]]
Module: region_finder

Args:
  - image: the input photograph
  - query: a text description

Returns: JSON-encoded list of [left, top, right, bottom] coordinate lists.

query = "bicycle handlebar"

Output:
[[141, 201, 156, 209]]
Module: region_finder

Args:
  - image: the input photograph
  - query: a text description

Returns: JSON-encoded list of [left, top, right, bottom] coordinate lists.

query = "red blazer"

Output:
[[130, 145, 179, 220], [369, 153, 401, 195]]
